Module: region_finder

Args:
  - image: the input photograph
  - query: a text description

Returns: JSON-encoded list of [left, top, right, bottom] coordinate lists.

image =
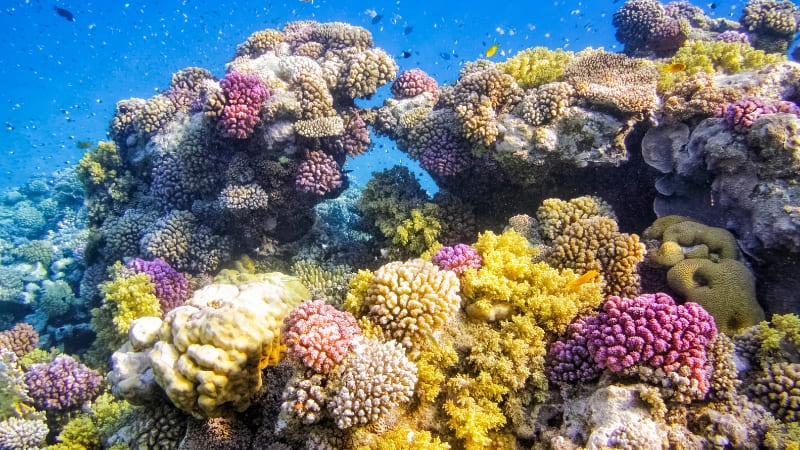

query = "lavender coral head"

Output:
[[719, 97, 800, 133], [295, 150, 343, 196], [548, 293, 717, 396], [281, 300, 361, 374], [126, 258, 191, 314], [218, 71, 269, 139], [24, 355, 102, 411], [433, 244, 483, 275], [391, 68, 440, 104]]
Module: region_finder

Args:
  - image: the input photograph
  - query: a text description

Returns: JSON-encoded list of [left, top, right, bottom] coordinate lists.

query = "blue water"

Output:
[[0, 0, 751, 191]]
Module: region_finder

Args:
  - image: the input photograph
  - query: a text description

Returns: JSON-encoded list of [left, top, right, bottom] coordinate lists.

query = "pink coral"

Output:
[[391, 69, 440, 104], [432, 244, 483, 275], [281, 300, 361, 374], [549, 293, 717, 397], [295, 150, 343, 196], [718, 97, 800, 133], [218, 71, 269, 139], [341, 116, 371, 157]]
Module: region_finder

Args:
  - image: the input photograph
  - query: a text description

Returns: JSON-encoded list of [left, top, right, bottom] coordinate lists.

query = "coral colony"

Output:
[[2, 1, 800, 448]]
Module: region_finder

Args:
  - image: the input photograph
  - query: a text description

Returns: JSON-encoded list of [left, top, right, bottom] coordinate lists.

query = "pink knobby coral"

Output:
[[549, 293, 717, 398], [281, 300, 361, 374], [218, 71, 269, 139], [295, 150, 343, 196], [718, 97, 800, 133], [391, 69, 440, 104], [433, 244, 483, 275]]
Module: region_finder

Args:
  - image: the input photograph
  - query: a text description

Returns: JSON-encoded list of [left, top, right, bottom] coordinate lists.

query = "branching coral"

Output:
[[24, 355, 102, 411], [0, 324, 38, 358], [360, 258, 461, 351]]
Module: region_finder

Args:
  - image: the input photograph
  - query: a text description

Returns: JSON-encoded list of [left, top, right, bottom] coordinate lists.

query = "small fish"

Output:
[[403, 26, 413, 35], [371, 14, 383, 24], [440, 52, 451, 60], [399, 50, 411, 58], [663, 62, 686, 73], [76, 141, 93, 149], [566, 270, 599, 291], [54, 6, 75, 22], [485, 43, 500, 58], [708, 3, 716, 9]]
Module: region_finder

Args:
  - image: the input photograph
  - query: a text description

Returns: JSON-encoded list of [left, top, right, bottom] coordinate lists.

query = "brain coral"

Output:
[[326, 335, 417, 429], [363, 259, 461, 350], [145, 274, 310, 418], [281, 300, 361, 374]]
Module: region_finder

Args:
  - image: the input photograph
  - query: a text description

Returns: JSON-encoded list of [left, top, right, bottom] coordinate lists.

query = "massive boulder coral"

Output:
[[110, 273, 309, 418]]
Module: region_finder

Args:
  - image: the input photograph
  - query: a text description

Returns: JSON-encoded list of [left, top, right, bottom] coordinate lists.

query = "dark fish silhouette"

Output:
[[403, 26, 413, 35], [440, 52, 450, 60], [371, 14, 383, 24], [54, 6, 75, 22], [400, 51, 411, 58]]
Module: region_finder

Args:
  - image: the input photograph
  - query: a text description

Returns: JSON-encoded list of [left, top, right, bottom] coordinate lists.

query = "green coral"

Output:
[[11, 240, 54, 267], [359, 166, 442, 258], [658, 40, 785, 92], [48, 393, 133, 450], [291, 259, 354, 306], [498, 47, 574, 89], [39, 280, 77, 318]]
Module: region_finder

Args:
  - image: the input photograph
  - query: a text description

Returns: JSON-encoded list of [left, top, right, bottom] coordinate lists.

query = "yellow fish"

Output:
[[485, 44, 500, 58], [663, 62, 686, 73], [566, 270, 599, 291]]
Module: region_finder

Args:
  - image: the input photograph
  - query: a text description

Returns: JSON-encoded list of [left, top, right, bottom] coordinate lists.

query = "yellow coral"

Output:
[[354, 425, 451, 450], [101, 263, 161, 337], [498, 47, 574, 89], [416, 339, 459, 403], [363, 259, 461, 350], [344, 269, 373, 316], [462, 229, 603, 335], [393, 208, 442, 257], [443, 373, 508, 450], [657, 40, 785, 92]]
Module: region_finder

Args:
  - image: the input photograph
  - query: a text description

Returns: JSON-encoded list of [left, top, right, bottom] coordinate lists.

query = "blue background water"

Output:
[[0, 0, 757, 191]]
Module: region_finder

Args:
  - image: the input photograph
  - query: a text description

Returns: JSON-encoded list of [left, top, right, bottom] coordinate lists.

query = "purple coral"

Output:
[[548, 293, 717, 396], [719, 97, 800, 133], [420, 138, 472, 178], [391, 69, 440, 104], [126, 258, 191, 314], [432, 244, 482, 275], [295, 150, 343, 196], [715, 30, 751, 44], [24, 355, 102, 411], [341, 116, 371, 157], [281, 300, 361, 374], [218, 71, 269, 139]]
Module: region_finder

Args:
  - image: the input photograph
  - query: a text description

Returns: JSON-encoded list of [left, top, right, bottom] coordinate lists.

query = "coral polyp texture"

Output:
[[16, 2, 800, 447], [281, 300, 361, 374]]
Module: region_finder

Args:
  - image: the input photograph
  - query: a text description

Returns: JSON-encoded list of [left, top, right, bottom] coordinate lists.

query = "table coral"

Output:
[[281, 300, 360, 374], [24, 355, 102, 411], [563, 48, 659, 114], [361, 258, 460, 351]]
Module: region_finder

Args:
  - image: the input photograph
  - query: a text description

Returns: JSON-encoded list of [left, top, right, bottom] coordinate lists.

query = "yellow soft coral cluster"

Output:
[[461, 229, 603, 335], [498, 47, 574, 89]]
